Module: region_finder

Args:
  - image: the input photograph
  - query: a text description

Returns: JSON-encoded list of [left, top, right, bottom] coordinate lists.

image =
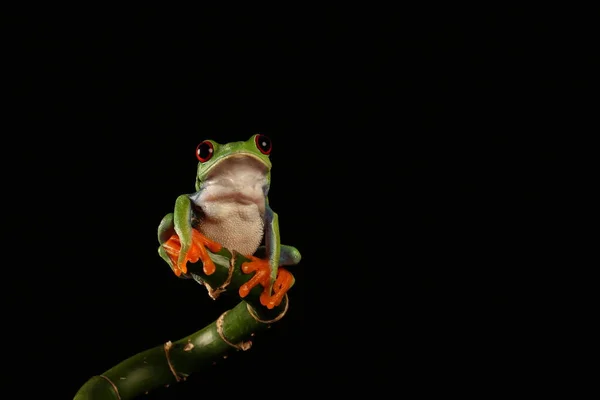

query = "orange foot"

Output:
[[239, 256, 294, 309], [162, 228, 222, 277]]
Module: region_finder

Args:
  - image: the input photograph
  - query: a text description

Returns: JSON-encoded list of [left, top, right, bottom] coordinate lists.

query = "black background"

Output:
[[8, 7, 582, 399]]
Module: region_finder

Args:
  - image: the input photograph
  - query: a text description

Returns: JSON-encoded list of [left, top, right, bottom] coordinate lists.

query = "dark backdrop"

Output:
[[8, 8, 572, 399]]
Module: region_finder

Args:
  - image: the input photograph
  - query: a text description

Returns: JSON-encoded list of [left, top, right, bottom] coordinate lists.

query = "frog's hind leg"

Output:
[[157, 213, 182, 275], [279, 244, 302, 266], [158, 213, 175, 245], [253, 244, 302, 266]]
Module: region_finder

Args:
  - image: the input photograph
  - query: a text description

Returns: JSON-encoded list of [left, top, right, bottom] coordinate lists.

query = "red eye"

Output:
[[255, 134, 272, 155], [196, 140, 214, 162]]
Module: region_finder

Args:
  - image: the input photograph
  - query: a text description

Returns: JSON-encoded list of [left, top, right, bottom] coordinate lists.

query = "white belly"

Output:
[[197, 201, 265, 256]]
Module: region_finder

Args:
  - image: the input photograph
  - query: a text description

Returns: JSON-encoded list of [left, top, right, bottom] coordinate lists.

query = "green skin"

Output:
[[157, 134, 301, 297]]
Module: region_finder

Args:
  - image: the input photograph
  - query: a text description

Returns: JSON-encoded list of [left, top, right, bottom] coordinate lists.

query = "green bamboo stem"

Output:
[[73, 247, 295, 400]]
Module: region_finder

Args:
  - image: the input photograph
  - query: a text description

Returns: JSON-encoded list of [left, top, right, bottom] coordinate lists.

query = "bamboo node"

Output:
[[246, 293, 289, 324], [99, 375, 121, 400], [164, 341, 183, 382], [206, 251, 236, 299], [217, 311, 253, 351]]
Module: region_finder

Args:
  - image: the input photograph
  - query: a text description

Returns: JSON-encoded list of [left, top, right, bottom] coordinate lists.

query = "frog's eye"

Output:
[[196, 140, 214, 162], [254, 134, 272, 155]]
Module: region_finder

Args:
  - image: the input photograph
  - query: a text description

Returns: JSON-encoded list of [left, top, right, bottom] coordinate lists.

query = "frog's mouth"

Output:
[[198, 153, 270, 204], [205, 152, 269, 177]]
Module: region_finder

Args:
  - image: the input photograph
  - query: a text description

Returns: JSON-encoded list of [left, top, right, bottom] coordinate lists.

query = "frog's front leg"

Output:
[[158, 195, 222, 276], [239, 207, 300, 309]]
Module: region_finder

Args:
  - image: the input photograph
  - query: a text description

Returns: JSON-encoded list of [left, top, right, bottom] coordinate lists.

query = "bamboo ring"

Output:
[[217, 311, 252, 351], [206, 252, 236, 300], [163, 341, 182, 382], [99, 375, 121, 400], [246, 293, 289, 324]]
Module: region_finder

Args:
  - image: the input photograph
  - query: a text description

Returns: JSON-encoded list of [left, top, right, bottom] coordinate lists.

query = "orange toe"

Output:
[[260, 268, 294, 309], [239, 257, 271, 298], [240, 257, 294, 309], [162, 229, 223, 276]]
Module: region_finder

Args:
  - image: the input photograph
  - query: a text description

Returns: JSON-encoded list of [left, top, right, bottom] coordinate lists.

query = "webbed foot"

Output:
[[162, 229, 222, 276], [239, 256, 294, 309]]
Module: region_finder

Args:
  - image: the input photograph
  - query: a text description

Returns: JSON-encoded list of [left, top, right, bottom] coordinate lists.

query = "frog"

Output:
[[157, 134, 301, 309]]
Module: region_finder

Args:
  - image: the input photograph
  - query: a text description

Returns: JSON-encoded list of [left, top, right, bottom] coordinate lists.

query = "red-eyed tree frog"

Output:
[[157, 134, 301, 309]]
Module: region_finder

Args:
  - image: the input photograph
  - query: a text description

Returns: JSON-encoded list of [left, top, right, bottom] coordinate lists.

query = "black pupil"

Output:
[[198, 143, 212, 160], [257, 135, 271, 152]]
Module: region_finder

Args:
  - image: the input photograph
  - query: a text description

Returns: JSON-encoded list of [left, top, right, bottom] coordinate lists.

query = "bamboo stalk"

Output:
[[73, 247, 295, 400]]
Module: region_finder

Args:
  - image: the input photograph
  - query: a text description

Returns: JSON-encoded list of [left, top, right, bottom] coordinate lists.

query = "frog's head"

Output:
[[194, 134, 272, 192]]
